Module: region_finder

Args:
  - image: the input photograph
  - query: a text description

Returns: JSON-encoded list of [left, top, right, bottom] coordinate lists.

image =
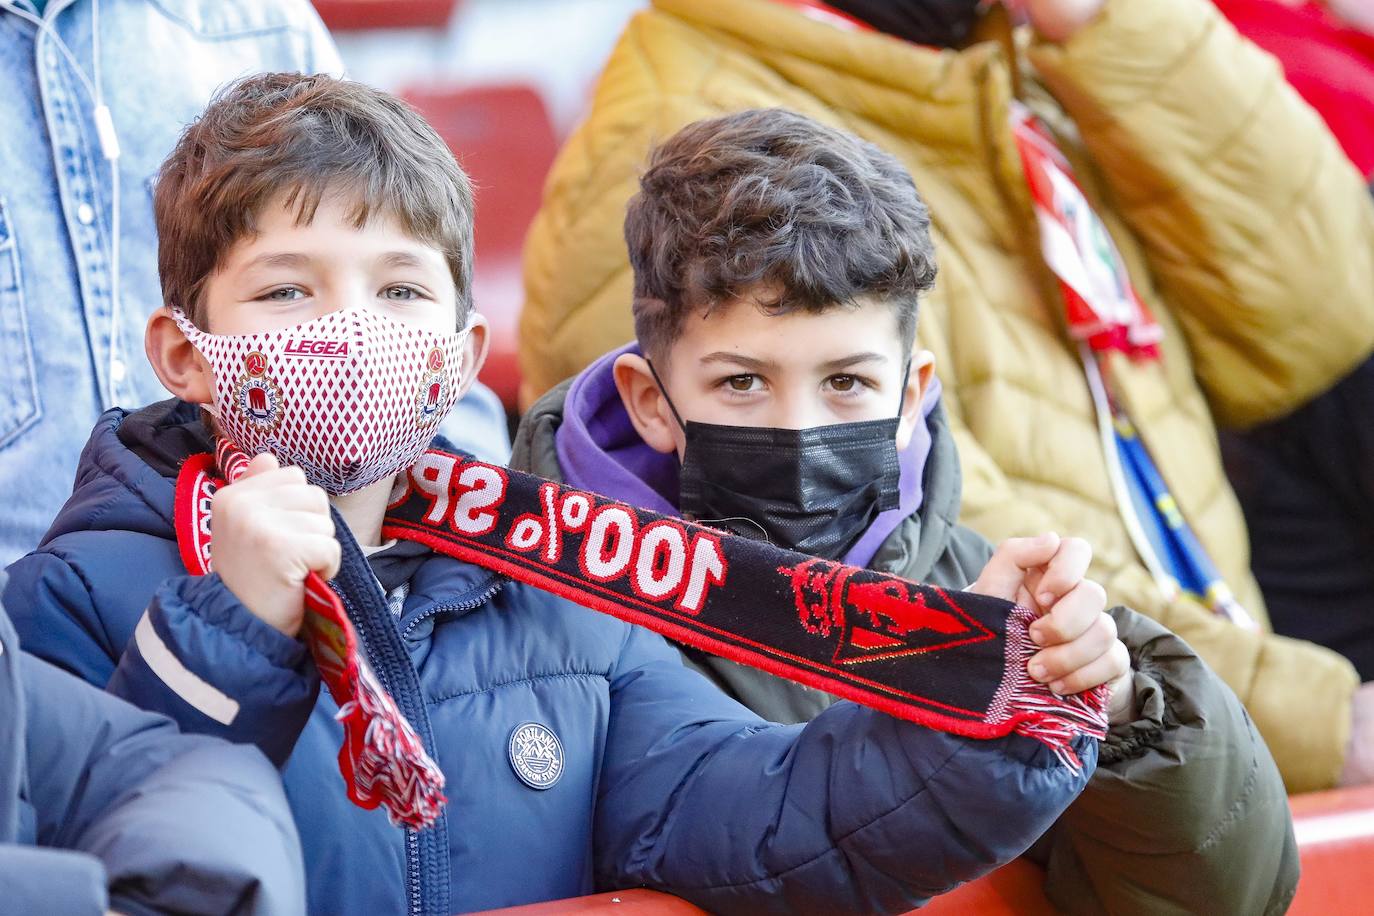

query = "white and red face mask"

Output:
[[174, 306, 474, 494]]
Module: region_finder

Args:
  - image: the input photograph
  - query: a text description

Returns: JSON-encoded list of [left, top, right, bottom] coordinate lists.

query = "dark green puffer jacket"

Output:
[[513, 378, 1298, 916]]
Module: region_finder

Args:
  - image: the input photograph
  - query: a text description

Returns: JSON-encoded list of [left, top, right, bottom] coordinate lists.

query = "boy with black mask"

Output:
[[512, 108, 1298, 915]]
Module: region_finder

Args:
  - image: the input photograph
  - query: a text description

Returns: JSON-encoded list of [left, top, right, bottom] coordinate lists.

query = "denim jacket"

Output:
[[0, 0, 511, 585]]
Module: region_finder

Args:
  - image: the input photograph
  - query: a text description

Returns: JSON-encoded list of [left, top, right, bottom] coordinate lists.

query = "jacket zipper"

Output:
[[339, 572, 502, 915], [395, 576, 501, 915], [337, 583, 439, 916], [402, 577, 505, 638], [408, 828, 422, 916]]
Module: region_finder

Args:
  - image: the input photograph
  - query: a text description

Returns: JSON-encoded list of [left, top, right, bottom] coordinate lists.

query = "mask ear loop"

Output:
[[644, 359, 689, 432], [896, 355, 915, 421]]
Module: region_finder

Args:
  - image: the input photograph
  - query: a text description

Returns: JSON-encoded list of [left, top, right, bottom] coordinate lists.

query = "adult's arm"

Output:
[[1028, 0, 1374, 428]]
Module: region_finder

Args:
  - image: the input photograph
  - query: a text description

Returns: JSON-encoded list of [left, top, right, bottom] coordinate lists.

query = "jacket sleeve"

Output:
[[1027, 0, 1374, 428], [0, 846, 107, 916], [1030, 607, 1299, 916], [594, 625, 1096, 915], [5, 548, 319, 768], [20, 650, 306, 916], [107, 572, 320, 767]]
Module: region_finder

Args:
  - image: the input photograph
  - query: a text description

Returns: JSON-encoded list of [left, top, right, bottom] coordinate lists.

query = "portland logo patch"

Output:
[[508, 722, 564, 790]]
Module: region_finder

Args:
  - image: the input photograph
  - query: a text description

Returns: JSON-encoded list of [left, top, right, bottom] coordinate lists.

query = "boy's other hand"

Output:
[[969, 534, 1133, 723], [1004, 0, 1106, 42], [211, 452, 341, 637], [1339, 682, 1374, 786]]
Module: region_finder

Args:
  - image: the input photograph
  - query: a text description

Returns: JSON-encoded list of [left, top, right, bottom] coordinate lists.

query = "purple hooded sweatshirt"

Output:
[[554, 343, 940, 569]]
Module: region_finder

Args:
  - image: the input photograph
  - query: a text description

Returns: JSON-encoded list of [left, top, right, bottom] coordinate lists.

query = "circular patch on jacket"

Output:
[[508, 722, 564, 790]]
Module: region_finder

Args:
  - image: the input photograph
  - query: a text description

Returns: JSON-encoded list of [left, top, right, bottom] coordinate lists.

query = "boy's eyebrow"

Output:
[[242, 251, 311, 271], [818, 352, 889, 372], [698, 352, 778, 372], [380, 251, 426, 269]]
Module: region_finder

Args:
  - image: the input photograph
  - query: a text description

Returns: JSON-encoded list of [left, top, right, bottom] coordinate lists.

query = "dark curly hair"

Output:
[[624, 108, 937, 360]]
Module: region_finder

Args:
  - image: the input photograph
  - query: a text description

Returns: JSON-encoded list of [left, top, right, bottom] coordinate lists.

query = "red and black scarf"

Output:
[[176, 443, 1108, 829]]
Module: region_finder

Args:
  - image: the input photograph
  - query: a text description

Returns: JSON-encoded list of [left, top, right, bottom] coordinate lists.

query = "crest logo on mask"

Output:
[[235, 352, 282, 429], [236, 376, 282, 428], [416, 347, 450, 423]]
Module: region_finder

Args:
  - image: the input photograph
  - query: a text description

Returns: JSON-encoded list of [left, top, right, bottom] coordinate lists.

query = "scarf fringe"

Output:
[[335, 662, 448, 830], [992, 606, 1110, 773]]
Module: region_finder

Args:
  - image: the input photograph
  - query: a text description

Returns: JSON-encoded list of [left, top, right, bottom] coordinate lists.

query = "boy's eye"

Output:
[[827, 374, 859, 392], [725, 374, 758, 392], [262, 286, 306, 302], [382, 285, 423, 301]]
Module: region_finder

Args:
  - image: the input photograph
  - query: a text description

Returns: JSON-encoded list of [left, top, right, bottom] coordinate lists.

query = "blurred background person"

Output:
[[0, 0, 511, 593]]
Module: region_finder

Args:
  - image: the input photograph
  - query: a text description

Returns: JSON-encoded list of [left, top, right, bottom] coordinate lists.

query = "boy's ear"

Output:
[[145, 307, 214, 405], [454, 313, 490, 401], [895, 349, 936, 452], [613, 352, 680, 456]]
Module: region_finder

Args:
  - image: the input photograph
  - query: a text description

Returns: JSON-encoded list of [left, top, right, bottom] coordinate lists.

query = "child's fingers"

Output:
[[240, 451, 281, 479], [1029, 578, 1107, 646], [968, 533, 1061, 600], [296, 534, 342, 580], [270, 485, 332, 515], [284, 511, 336, 537], [1033, 537, 1092, 611], [223, 462, 308, 494], [1027, 611, 1117, 682], [1049, 639, 1130, 696]]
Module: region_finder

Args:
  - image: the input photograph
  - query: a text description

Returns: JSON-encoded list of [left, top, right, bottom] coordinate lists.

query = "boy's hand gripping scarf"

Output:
[[176, 442, 1109, 828], [176, 441, 447, 830]]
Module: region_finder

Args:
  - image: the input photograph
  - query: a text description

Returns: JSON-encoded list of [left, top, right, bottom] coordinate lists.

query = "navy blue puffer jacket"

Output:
[[5, 401, 1095, 915], [0, 603, 304, 915]]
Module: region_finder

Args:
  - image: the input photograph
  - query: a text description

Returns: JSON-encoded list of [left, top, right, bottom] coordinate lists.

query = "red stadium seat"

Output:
[[401, 84, 559, 410], [311, 0, 461, 31], [471, 785, 1374, 915], [1287, 784, 1374, 914]]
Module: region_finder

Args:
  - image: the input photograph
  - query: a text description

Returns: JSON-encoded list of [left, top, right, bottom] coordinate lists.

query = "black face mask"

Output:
[[823, 0, 983, 49], [649, 363, 904, 561]]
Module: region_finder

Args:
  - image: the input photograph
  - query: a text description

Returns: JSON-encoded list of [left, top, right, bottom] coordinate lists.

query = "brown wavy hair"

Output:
[[154, 72, 474, 328]]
